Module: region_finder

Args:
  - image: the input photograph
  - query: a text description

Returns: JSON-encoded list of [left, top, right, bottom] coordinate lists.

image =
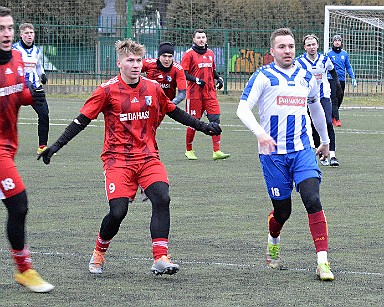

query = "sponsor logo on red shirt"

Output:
[[0, 83, 24, 97], [197, 63, 213, 68], [120, 111, 150, 121]]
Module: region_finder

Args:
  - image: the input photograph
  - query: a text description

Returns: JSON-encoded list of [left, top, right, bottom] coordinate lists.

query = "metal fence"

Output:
[[9, 10, 383, 98]]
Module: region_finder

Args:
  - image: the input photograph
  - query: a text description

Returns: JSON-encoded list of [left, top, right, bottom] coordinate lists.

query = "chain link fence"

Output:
[[6, 1, 383, 100]]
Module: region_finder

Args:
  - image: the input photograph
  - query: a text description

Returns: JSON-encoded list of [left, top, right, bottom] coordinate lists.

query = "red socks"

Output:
[[95, 234, 169, 260], [268, 211, 283, 238], [268, 210, 329, 253], [186, 127, 196, 151], [152, 238, 168, 260], [212, 135, 221, 152], [11, 246, 32, 273], [308, 210, 329, 252], [95, 233, 111, 253], [186, 127, 221, 152]]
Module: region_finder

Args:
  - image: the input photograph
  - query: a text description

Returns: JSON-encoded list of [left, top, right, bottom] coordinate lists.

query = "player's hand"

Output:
[[316, 143, 330, 160], [40, 74, 48, 85], [352, 79, 357, 88], [195, 78, 206, 87], [27, 83, 45, 106], [258, 133, 277, 155], [37, 144, 60, 165], [216, 77, 224, 90], [201, 122, 222, 135]]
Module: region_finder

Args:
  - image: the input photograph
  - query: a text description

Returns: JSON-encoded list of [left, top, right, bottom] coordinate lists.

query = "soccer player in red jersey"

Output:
[[181, 29, 230, 160], [140, 42, 187, 201], [142, 42, 186, 105], [38, 39, 221, 276], [0, 6, 54, 292]]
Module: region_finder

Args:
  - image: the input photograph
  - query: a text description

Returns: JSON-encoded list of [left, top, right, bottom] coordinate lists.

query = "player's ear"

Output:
[[116, 59, 121, 68]]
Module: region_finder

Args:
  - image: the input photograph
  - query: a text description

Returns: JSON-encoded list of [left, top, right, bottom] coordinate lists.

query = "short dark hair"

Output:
[[193, 29, 205, 38], [0, 6, 12, 17], [270, 28, 294, 48]]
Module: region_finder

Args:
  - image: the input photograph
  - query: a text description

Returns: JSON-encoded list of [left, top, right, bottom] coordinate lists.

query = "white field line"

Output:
[[0, 249, 382, 277], [18, 117, 384, 135]]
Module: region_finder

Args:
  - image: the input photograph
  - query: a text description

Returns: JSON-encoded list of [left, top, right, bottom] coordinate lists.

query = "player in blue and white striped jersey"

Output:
[[237, 28, 334, 281], [295, 34, 342, 167], [13, 23, 50, 155]]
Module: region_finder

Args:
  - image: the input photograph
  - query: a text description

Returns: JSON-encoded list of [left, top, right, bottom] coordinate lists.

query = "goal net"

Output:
[[324, 6, 384, 94]]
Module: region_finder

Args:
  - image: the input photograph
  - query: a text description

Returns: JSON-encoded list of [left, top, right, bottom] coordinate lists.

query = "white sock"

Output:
[[268, 234, 280, 245], [330, 151, 336, 158], [317, 251, 328, 264]]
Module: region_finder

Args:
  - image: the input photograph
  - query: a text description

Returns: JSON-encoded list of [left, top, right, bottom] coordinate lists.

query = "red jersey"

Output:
[[0, 50, 34, 158], [181, 48, 217, 100], [142, 58, 186, 100], [80, 75, 177, 166]]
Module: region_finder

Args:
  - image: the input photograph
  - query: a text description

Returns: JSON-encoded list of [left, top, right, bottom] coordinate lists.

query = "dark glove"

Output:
[[40, 74, 48, 84], [37, 144, 60, 165], [27, 83, 45, 106], [336, 82, 343, 101], [216, 77, 224, 90], [201, 122, 222, 136], [195, 78, 206, 87]]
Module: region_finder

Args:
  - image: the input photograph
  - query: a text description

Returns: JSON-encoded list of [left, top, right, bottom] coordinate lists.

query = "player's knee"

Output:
[[302, 191, 322, 214], [299, 178, 322, 214], [152, 191, 170, 208], [4, 191, 28, 219], [271, 198, 291, 224], [145, 182, 170, 207], [275, 209, 291, 224], [108, 197, 129, 222]]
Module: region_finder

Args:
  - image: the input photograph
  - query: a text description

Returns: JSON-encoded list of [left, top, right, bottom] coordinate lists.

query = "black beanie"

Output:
[[158, 42, 174, 57]]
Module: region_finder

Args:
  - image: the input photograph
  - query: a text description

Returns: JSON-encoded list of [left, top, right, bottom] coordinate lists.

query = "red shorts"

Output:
[[186, 98, 221, 118], [103, 158, 169, 201], [0, 155, 25, 199]]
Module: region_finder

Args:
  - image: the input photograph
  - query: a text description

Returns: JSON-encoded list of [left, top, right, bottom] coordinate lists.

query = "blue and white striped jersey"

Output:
[[240, 62, 318, 154], [12, 41, 45, 88], [295, 53, 333, 99]]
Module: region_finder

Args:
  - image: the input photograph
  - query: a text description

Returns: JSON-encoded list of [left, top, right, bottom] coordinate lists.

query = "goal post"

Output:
[[324, 6, 384, 93]]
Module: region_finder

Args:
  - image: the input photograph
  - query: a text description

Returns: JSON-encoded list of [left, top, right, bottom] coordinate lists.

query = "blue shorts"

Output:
[[259, 148, 321, 200]]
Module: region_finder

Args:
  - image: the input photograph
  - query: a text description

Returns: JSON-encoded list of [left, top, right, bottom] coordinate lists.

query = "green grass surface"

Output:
[[0, 96, 383, 306]]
